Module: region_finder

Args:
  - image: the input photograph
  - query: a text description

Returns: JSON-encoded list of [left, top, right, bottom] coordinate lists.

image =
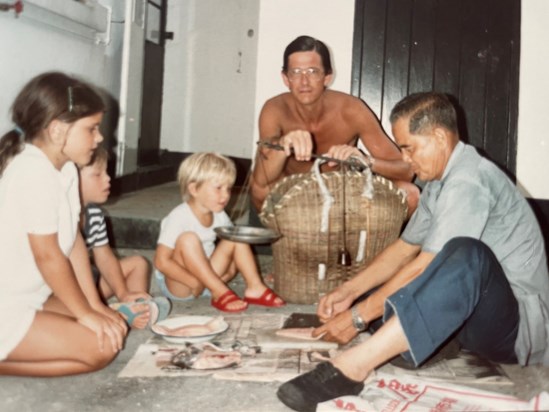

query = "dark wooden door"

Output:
[[138, 0, 168, 166], [352, 0, 520, 176]]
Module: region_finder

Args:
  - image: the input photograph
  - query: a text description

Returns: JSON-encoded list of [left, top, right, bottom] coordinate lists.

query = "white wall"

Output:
[[161, 0, 260, 158], [516, 0, 549, 199], [161, 0, 355, 159], [0, 0, 126, 140], [253, 0, 355, 149], [161, 0, 549, 200], [1, 0, 548, 199]]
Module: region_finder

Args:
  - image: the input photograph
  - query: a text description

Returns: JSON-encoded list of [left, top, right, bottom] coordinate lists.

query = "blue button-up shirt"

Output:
[[402, 142, 549, 365]]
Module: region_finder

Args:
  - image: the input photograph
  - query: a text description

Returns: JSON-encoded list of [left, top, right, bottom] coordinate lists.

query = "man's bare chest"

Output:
[[280, 120, 357, 152]]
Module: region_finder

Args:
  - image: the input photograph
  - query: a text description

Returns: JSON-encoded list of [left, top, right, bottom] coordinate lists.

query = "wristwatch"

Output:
[[351, 305, 367, 332]]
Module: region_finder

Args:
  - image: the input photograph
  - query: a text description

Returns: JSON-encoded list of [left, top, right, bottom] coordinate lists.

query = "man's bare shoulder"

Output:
[[263, 92, 292, 110], [260, 93, 296, 126], [323, 90, 376, 124], [324, 89, 368, 108]]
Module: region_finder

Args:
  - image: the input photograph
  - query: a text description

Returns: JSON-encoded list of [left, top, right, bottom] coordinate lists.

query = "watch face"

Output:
[[352, 316, 362, 331], [352, 307, 366, 331]]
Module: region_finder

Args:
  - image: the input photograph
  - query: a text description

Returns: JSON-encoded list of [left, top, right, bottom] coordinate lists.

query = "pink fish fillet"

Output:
[[275, 327, 325, 341], [152, 316, 225, 337], [191, 349, 241, 370]]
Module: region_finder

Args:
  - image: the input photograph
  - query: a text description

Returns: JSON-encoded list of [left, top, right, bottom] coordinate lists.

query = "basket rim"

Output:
[[259, 171, 407, 224]]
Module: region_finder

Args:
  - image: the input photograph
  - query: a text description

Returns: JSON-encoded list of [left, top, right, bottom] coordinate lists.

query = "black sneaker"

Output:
[[277, 362, 364, 412]]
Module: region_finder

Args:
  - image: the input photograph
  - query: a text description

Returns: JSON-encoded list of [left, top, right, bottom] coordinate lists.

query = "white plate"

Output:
[[152, 315, 229, 344]]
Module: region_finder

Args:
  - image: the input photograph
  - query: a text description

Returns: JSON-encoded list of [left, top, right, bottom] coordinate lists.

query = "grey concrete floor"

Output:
[[2, 253, 548, 412], [2, 182, 547, 412], [0, 252, 323, 412]]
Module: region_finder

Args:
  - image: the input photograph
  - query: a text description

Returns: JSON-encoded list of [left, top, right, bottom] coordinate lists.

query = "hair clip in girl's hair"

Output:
[[68, 86, 74, 113], [14, 125, 24, 136], [13, 125, 25, 143]]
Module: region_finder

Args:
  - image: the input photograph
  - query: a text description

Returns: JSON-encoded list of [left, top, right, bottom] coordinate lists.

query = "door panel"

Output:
[[352, 0, 520, 176], [138, 0, 167, 166], [432, 1, 461, 96], [381, 0, 413, 132], [409, 0, 435, 95], [352, 0, 387, 117]]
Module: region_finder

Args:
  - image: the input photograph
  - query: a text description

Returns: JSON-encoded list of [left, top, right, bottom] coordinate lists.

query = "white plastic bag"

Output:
[[317, 372, 549, 412]]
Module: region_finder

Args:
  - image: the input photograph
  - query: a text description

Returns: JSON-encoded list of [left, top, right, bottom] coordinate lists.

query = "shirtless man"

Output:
[[250, 35, 417, 213]]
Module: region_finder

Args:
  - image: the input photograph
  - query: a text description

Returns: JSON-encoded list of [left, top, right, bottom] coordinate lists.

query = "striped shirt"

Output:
[[83, 204, 109, 249]]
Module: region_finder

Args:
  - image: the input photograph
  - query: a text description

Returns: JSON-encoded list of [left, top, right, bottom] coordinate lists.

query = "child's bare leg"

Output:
[[220, 261, 237, 283], [227, 241, 284, 304], [0, 311, 119, 377], [210, 241, 240, 283], [120, 255, 150, 293], [98, 256, 150, 299], [164, 276, 195, 298], [176, 233, 246, 311], [89, 257, 150, 329], [118, 256, 152, 328], [160, 253, 203, 300]]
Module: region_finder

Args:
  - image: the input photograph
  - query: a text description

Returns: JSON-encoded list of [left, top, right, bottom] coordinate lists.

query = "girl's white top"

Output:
[[0, 144, 80, 360]]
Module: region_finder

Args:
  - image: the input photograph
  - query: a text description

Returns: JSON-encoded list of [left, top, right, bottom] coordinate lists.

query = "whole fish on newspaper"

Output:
[[155, 341, 259, 371]]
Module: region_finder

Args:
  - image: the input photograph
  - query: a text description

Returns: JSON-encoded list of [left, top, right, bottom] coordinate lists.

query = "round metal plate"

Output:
[[214, 226, 280, 244]]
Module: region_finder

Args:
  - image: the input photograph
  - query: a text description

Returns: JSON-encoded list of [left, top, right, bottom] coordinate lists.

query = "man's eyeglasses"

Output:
[[286, 67, 324, 82]]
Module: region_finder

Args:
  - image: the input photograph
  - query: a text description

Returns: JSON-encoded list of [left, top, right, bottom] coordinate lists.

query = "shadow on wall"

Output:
[[97, 87, 120, 178], [448, 93, 517, 183], [447, 94, 470, 146], [527, 199, 549, 260]]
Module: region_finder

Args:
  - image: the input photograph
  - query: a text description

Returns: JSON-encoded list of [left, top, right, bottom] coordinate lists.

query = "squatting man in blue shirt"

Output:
[[277, 92, 549, 412]]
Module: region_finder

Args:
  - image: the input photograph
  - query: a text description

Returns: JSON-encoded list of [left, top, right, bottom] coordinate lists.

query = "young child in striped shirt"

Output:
[[79, 147, 170, 328]]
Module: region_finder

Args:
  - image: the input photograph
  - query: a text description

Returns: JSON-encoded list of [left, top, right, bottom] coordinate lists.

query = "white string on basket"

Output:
[[356, 230, 368, 262], [312, 158, 334, 233], [347, 155, 374, 200]]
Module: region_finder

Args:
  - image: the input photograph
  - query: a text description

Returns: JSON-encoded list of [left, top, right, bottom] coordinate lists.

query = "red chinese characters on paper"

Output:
[[332, 398, 366, 411], [377, 378, 421, 396], [431, 397, 458, 412]]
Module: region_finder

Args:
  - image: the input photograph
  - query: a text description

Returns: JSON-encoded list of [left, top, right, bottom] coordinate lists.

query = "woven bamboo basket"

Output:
[[259, 166, 407, 304]]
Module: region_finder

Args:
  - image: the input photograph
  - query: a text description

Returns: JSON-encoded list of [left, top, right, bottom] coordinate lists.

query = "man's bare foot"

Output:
[[331, 357, 370, 382]]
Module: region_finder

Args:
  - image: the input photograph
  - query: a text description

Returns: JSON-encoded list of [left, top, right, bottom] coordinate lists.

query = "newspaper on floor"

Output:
[[119, 312, 517, 386], [317, 371, 549, 412], [389, 350, 513, 385], [118, 313, 340, 381]]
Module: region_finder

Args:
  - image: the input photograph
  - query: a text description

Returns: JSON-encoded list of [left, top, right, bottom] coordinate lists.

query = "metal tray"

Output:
[[214, 226, 280, 244]]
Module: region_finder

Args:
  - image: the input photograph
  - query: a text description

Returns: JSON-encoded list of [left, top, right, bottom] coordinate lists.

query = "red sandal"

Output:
[[244, 288, 286, 307], [211, 290, 248, 313]]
